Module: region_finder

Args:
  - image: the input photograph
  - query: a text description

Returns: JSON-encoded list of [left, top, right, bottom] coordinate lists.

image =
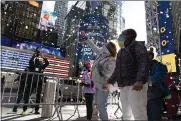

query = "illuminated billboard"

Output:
[[1, 46, 70, 78], [157, 1, 176, 72], [38, 10, 57, 31], [78, 14, 109, 62], [12, 41, 65, 58]]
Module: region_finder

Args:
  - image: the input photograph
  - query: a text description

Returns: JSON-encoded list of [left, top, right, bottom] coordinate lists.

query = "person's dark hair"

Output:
[[150, 47, 154, 53], [148, 50, 154, 60], [106, 42, 117, 57], [123, 29, 137, 40]]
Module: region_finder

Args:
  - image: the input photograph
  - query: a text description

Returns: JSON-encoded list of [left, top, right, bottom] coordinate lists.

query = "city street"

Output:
[[1, 1, 181, 121], [1, 105, 122, 120]]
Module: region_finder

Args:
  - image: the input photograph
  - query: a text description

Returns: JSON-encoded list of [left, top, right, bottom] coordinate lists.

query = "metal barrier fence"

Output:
[[1, 69, 122, 120]]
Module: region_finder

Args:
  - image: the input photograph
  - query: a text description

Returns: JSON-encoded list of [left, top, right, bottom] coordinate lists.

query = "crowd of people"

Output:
[[80, 29, 181, 121], [7, 28, 180, 120]]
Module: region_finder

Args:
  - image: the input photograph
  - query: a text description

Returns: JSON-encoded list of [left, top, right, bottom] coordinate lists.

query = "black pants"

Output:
[[13, 80, 26, 112], [85, 93, 94, 120], [13, 75, 43, 112], [23, 81, 43, 112], [147, 98, 163, 121]]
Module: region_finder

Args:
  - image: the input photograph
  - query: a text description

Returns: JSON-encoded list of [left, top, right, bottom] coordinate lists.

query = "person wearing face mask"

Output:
[[103, 29, 149, 120], [80, 31, 117, 121], [81, 63, 95, 121]]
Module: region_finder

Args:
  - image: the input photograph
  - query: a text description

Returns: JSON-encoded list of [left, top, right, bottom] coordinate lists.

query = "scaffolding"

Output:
[[145, 1, 161, 54]]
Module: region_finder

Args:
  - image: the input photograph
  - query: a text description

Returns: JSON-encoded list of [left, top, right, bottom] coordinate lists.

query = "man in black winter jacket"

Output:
[[104, 29, 149, 120], [19, 50, 49, 115]]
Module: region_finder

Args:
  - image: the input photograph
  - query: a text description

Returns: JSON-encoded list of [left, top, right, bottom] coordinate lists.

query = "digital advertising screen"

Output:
[[38, 10, 57, 31], [1, 36, 12, 47], [157, 1, 176, 72], [1, 48, 32, 71], [13, 41, 64, 58], [1, 46, 70, 78], [78, 14, 109, 62], [75, 13, 109, 76]]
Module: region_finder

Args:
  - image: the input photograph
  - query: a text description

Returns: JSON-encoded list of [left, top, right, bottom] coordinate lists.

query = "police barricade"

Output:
[[1, 68, 58, 118], [51, 78, 84, 120], [107, 90, 123, 120], [51, 78, 123, 121], [1, 68, 122, 120]]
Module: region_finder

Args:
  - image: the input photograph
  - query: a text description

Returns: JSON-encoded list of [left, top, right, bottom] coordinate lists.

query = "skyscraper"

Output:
[[54, 1, 68, 46], [170, 1, 181, 53], [1, 1, 43, 42]]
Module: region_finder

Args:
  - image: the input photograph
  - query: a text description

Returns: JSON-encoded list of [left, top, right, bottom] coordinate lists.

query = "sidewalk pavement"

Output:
[[1, 105, 123, 120]]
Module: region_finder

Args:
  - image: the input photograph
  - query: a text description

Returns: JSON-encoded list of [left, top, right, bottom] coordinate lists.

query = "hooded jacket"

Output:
[[85, 40, 116, 90], [148, 60, 167, 100]]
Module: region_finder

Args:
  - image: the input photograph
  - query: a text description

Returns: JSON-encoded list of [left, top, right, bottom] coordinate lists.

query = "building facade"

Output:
[[170, 1, 181, 53], [1, 1, 43, 42], [54, 1, 68, 46], [61, 1, 85, 76]]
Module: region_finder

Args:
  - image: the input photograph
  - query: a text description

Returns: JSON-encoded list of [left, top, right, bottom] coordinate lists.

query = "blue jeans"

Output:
[[95, 88, 109, 121]]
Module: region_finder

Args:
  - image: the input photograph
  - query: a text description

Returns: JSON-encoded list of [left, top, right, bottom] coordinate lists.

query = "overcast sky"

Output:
[[122, 1, 147, 42], [42, 1, 147, 42]]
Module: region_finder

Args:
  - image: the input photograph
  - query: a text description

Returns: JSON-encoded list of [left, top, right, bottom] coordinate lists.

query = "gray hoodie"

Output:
[[85, 40, 116, 90]]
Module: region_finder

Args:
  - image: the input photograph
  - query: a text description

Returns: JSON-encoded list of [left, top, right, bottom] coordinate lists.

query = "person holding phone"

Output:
[[80, 31, 117, 121], [21, 50, 49, 115]]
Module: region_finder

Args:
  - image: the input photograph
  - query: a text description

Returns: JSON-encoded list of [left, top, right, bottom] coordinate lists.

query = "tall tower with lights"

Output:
[[61, 1, 124, 77]]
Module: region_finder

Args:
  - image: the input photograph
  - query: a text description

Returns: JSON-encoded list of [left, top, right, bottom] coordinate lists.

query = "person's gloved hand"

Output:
[[80, 31, 88, 42]]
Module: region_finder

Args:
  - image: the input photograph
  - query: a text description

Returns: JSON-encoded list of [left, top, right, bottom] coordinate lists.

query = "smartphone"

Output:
[[79, 31, 87, 42]]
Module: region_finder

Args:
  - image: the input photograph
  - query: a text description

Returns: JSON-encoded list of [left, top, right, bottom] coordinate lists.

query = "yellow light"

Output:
[[160, 27, 166, 33], [29, 0, 39, 7], [162, 40, 167, 46]]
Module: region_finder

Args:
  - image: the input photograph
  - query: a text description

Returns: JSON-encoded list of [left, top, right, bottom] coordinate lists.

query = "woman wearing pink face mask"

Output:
[[81, 63, 95, 121]]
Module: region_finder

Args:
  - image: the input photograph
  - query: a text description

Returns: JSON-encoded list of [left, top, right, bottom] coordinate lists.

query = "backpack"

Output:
[[159, 63, 171, 99]]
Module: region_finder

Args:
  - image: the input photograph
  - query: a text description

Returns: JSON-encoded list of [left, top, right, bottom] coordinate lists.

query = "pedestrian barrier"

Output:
[[107, 90, 123, 119], [1, 68, 122, 120]]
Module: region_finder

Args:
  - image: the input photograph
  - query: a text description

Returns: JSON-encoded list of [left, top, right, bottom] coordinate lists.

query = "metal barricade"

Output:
[[1, 68, 122, 120], [1, 68, 58, 117], [107, 90, 123, 119], [51, 78, 123, 121], [51, 78, 84, 121]]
